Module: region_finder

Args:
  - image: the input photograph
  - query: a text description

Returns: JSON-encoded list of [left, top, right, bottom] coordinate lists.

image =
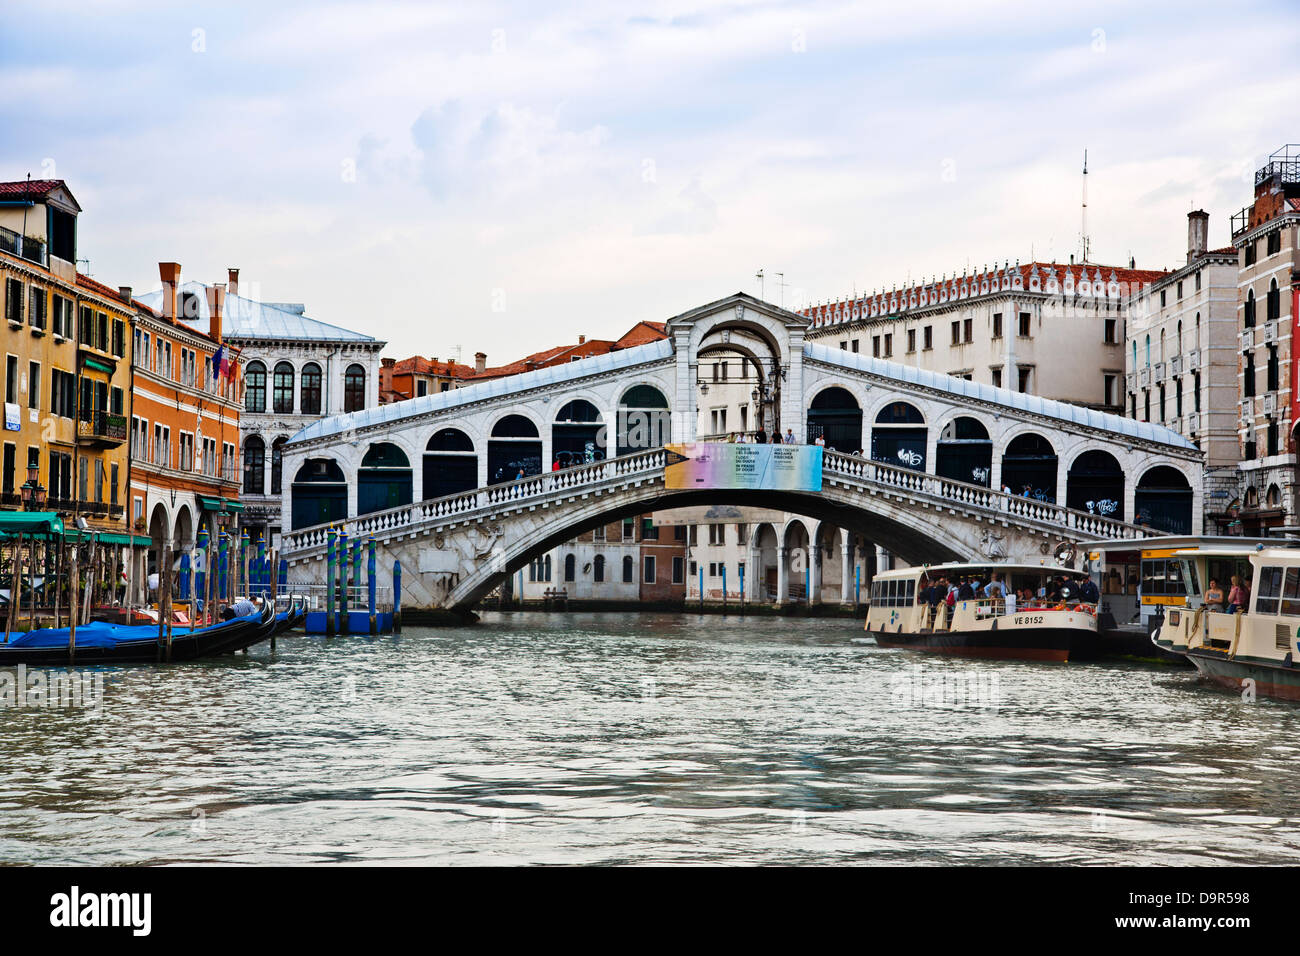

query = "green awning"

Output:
[[0, 511, 64, 537], [198, 495, 243, 514], [222, 498, 244, 512], [83, 358, 114, 374], [61, 529, 152, 547]]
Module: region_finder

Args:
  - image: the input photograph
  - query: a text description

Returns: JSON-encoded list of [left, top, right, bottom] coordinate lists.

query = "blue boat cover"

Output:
[[6, 609, 262, 648]]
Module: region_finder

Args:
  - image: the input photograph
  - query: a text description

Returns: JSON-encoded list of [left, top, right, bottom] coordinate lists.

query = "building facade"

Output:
[[800, 261, 1169, 414], [1230, 145, 1300, 534], [128, 263, 243, 579], [0, 179, 132, 535], [140, 269, 385, 550]]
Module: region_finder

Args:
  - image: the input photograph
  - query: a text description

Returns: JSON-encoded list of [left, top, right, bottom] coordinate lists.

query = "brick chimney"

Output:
[[227, 268, 239, 296], [1187, 209, 1209, 264], [158, 262, 181, 320], [578, 335, 586, 345], [205, 283, 226, 345], [475, 351, 486, 374], [380, 357, 395, 395], [118, 286, 132, 305]]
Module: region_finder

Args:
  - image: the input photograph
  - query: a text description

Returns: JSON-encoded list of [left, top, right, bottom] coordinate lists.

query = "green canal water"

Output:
[[3, 611, 1300, 865]]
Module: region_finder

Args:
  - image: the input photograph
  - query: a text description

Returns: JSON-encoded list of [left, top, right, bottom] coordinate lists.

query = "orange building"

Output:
[[127, 262, 243, 585]]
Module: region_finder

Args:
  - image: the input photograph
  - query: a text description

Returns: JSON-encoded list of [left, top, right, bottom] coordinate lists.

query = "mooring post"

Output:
[[256, 533, 267, 599], [195, 526, 208, 624], [392, 560, 402, 634], [338, 530, 349, 635], [855, 565, 861, 609], [805, 565, 810, 610], [721, 564, 727, 613], [367, 537, 377, 635], [740, 564, 746, 616], [352, 539, 362, 625], [217, 532, 229, 621], [699, 565, 704, 611], [326, 527, 337, 636], [68, 537, 78, 665]]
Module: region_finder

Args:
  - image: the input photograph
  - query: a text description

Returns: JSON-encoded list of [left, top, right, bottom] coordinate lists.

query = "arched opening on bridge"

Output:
[[552, 400, 605, 468], [753, 523, 779, 601], [813, 522, 844, 603], [489, 415, 543, 484], [617, 385, 670, 456], [808, 387, 862, 453], [935, 417, 992, 486], [423, 428, 477, 500], [358, 443, 413, 515], [1002, 433, 1057, 502], [871, 402, 926, 471], [1135, 466, 1192, 534], [1066, 450, 1124, 521], [783, 520, 811, 603], [291, 458, 347, 530]]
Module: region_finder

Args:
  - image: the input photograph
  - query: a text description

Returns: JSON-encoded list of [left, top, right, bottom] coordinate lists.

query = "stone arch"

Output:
[[934, 414, 993, 486], [488, 413, 543, 484], [616, 383, 671, 456], [358, 442, 413, 515], [147, 500, 170, 579], [1065, 449, 1125, 521], [870, 400, 927, 470], [807, 385, 863, 453], [552, 398, 606, 468], [1135, 464, 1193, 534], [424, 427, 477, 500], [173, 503, 194, 552], [1001, 431, 1058, 502], [290, 458, 347, 530]]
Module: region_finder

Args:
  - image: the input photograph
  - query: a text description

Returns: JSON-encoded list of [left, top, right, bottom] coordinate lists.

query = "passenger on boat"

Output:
[[1227, 575, 1248, 615], [221, 597, 261, 620], [1203, 578, 1224, 612], [956, 578, 975, 601], [1076, 575, 1099, 605]]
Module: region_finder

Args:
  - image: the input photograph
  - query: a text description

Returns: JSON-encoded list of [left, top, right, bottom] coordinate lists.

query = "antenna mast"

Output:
[[755, 269, 765, 300], [1080, 149, 1090, 264]]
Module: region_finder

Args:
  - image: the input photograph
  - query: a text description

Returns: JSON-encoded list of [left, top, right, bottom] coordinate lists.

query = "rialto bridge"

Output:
[[277, 293, 1202, 612]]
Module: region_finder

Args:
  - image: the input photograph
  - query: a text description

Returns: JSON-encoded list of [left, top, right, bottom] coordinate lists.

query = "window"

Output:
[[991, 367, 1003, 389], [1244, 290, 1256, 328], [344, 364, 366, 412], [300, 362, 322, 415], [1160, 290, 1167, 307], [594, 554, 605, 582], [1268, 279, 1280, 323], [1176, 280, 1183, 300], [672, 556, 684, 584], [641, 517, 658, 540], [27, 361, 39, 410], [872, 336, 881, 358], [643, 555, 656, 583], [622, 555, 634, 583], [564, 554, 576, 582], [1174, 378, 1183, 417], [273, 361, 294, 414], [4, 278, 23, 323], [1104, 373, 1118, 407], [992, 313, 1002, 338], [1268, 346, 1279, 391], [1, 444, 12, 495], [1256, 566, 1284, 614], [1245, 241, 1257, 267], [1158, 384, 1166, 422], [951, 321, 961, 345], [907, 329, 916, 353], [923, 326, 932, 350], [244, 436, 265, 494], [1194, 372, 1201, 413], [1195, 271, 1202, 292], [1018, 312, 1031, 337], [736, 524, 747, 546], [1267, 230, 1282, 256], [95, 312, 108, 352], [1268, 418, 1279, 457], [1104, 318, 1117, 344], [112, 319, 124, 357], [884, 333, 893, 357], [416, 381, 427, 397], [1017, 367, 1031, 393], [271, 437, 286, 494], [5, 355, 16, 405], [1244, 353, 1256, 397], [52, 295, 72, 337], [28, 286, 45, 330], [109, 462, 118, 506], [180, 432, 194, 472], [245, 361, 266, 413], [708, 524, 724, 545]]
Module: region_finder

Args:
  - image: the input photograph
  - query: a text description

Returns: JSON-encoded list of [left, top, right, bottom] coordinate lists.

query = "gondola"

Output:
[[271, 599, 307, 637], [0, 602, 277, 665]]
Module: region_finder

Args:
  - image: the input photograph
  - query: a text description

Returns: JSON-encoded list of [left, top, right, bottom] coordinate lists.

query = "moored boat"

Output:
[[865, 562, 1099, 662], [1150, 541, 1300, 701]]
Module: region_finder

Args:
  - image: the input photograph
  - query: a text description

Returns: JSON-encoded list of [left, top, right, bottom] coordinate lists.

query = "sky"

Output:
[[2, 0, 1297, 362]]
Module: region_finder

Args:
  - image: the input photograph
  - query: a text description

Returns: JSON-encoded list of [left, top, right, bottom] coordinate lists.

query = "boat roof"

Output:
[[873, 562, 1080, 580], [1079, 534, 1289, 552], [1169, 547, 1266, 558]]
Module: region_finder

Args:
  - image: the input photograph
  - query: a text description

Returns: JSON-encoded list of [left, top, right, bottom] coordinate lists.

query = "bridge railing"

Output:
[[822, 451, 1143, 539], [284, 445, 1143, 558], [283, 448, 667, 555]]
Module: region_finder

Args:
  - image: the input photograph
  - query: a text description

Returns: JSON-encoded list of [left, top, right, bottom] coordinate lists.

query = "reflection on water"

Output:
[[2, 611, 1299, 865]]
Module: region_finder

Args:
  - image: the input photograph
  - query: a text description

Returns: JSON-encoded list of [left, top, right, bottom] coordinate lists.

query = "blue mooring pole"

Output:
[[326, 528, 337, 636], [352, 540, 362, 626], [392, 560, 402, 633], [195, 526, 208, 621], [855, 565, 861, 607], [338, 530, 349, 634], [722, 564, 727, 612], [367, 537, 377, 635], [257, 534, 267, 599], [739, 563, 745, 615], [699, 565, 704, 611]]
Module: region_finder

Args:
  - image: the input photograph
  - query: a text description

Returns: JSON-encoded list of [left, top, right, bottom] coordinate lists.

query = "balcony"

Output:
[[1242, 328, 1255, 350], [1170, 355, 1182, 376], [1186, 413, 1199, 434], [1264, 321, 1278, 344], [1264, 393, 1278, 415], [0, 225, 45, 266], [77, 411, 127, 447], [1153, 362, 1165, 383], [1242, 397, 1255, 421], [1231, 206, 1252, 238], [1125, 372, 1136, 392], [1188, 349, 1200, 370], [1139, 367, 1151, 388]]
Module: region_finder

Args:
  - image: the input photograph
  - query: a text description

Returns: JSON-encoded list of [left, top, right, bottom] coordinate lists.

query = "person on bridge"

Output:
[[756, 428, 767, 444], [785, 428, 796, 444]]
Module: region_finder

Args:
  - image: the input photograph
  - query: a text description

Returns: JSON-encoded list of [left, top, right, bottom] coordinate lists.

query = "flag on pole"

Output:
[[211, 345, 225, 382]]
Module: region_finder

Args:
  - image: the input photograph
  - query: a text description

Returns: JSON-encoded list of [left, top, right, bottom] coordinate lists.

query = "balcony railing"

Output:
[[1231, 206, 1252, 238], [1153, 362, 1165, 383], [1264, 393, 1278, 415], [1170, 355, 1182, 376], [1138, 367, 1151, 388], [77, 411, 127, 445], [0, 225, 45, 266]]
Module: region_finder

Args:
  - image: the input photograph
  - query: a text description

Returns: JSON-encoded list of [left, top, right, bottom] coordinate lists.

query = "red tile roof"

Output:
[[802, 261, 1172, 325], [392, 356, 478, 379], [615, 321, 669, 349], [0, 179, 64, 198]]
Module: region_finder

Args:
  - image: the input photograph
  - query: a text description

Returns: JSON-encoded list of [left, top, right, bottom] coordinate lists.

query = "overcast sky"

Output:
[[3, 1, 1297, 361]]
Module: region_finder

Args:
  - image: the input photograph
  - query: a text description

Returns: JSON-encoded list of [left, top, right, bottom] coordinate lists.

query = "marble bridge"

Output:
[[278, 293, 1202, 611]]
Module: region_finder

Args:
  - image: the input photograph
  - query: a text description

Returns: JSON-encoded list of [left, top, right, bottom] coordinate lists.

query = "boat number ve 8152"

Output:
[[1014, 615, 1045, 625]]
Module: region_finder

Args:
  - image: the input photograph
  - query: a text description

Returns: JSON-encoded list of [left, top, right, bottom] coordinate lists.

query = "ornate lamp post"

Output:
[[19, 462, 46, 511]]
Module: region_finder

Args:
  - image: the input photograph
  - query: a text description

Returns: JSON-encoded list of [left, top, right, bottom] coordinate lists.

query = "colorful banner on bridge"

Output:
[[665, 442, 823, 492]]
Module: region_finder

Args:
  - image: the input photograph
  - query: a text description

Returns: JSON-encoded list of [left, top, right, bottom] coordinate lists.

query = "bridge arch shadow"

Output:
[[450, 487, 970, 611]]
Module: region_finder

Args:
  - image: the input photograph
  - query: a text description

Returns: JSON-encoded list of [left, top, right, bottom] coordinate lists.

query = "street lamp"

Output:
[[19, 462, 45, 511]]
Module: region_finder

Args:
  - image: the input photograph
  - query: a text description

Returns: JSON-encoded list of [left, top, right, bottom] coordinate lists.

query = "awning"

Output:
[[62, 529, 152, 547], [0, 511, 65, 537], [198, 496, 243, 514], [83, 358, 114, 374]]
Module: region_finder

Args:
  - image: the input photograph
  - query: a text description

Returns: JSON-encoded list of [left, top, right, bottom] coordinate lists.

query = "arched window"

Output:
[[622, 555, 634, 583], [1268, 279, 1280, 323], [1135, 466, 1192, 534], [245, 361, 266, 413], [543, 555, 552, 582], [344, 363, 366, 413], [871, 402, 926, 470], [270, 436, 287, 495], [594, 554, 605, 582], [1066, 450, 1124, 520], [424, 428, 477, 499], [243, 436, 265, 495], [1176, 320, 1182, 355], [564, 554, 576, 582], [553, 399, 605, 466], [808, 387, 862, 453], [1245, 290, 1256, 328], [273, 361, 295, 414], [488, 415, 542, 484], [617, 385, 670, 456], [1144, 335, 1151, 367], [1131, 341, 1137, 369], [358, 442, 413, 515], [290, 458, 346, 529], [300, 362, 322, 415], [1002, 433, 1057, 502], [936, 416, 991, 485]]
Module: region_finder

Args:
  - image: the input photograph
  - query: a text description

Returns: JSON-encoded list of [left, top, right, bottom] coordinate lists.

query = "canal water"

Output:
[[5, 611, 1300, 865]]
